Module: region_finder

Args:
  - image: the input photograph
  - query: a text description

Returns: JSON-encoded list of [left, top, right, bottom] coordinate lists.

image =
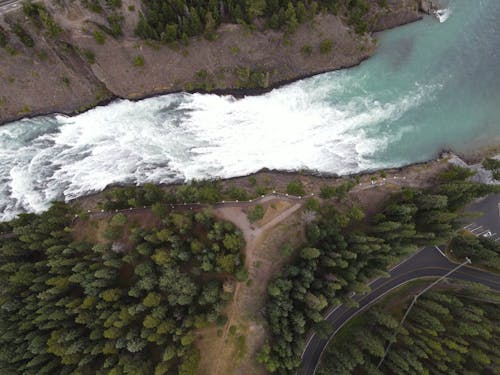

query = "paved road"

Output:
[[299, 246, 500, 375]]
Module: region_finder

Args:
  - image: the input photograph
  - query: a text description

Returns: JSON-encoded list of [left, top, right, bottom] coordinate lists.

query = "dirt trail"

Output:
[[208, 199, 304, 375]]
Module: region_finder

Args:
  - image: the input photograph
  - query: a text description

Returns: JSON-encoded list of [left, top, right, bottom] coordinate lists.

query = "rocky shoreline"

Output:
[[0, 54, 375, 127]]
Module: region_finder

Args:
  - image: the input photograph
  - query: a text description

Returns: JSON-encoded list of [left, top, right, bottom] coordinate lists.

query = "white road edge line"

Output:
[[434, 245, 446, 257], [302, 245, 435, 359], [311, 276, 442, 375]]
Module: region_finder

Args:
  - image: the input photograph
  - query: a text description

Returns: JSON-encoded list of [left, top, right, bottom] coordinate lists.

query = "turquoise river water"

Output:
[[0, 0, 499, 219]]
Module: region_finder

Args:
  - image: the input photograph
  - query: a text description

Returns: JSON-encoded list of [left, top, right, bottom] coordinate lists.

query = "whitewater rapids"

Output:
[[0, 0, 499, 221]]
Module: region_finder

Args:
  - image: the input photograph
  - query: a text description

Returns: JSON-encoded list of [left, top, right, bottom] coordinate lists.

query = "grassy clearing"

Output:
[[248, 200, 293, 228], [71, 209, 161, 245]]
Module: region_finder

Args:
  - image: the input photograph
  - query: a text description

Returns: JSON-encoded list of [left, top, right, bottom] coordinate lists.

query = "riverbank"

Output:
[[71, 151, 479, 214], [0, 0, 430, 125], [69, 145, 498, 206]]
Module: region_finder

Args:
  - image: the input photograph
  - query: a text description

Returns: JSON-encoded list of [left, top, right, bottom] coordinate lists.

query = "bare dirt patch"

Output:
[[72, 216, 108, 244], [0, 0, 424, 123], [72, 208, 160, 244], [197, 199, 305, 375]]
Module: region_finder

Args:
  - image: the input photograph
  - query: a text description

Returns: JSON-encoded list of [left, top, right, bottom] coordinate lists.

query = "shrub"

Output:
[[103, 225, 122, 240], [280, 242, 294, 256], [440, 165, 475, 182], [320, 185, 335, 199], [319, 39, 333, 54], [334, 183, 349, 199], [0, 27, 9, 48], [107, 14, 123, 37], [348, 0, 370, 34], [286, 180, 305, 196], [482, 158, 500, 171], [217, 315, 228, 326], [110, 213, 127, 226], [235, 268, 248, 282], [23, 2, 62, 38], [256, 186, 269, 196], [106, 0, 122, 8], [83, 48, 95, 64], [12, 24, 34, 47], [22, 1, 40, 18], [226, 186, 249, 201], [37, 49, 48, 61], [236, 66, 269, 88], [93, 29, 105, 44], [204, 11, 216, 40], [305, 197, 320, 211], [301, 44, 312, 55], [247, 205, 265, 223], [133, 55, 145, 67], [161, 24, 178, 43], [5, 46, 17, 55], [40, 9, 62, 38], [83, 0, 102, 12], [20, 105, 31, 114], [196, 69, 208, 80]]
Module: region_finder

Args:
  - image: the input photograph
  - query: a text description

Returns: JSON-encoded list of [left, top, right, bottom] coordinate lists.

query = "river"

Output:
[[0, 0, 499, 220]]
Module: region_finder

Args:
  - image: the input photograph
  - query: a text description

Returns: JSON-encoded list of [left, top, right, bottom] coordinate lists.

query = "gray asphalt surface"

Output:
[[462, 194, 500, 240], [299, 246, 500, 375]]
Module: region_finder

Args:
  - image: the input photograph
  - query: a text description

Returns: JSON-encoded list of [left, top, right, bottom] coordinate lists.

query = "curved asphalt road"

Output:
[[299, 246, 500, 375]]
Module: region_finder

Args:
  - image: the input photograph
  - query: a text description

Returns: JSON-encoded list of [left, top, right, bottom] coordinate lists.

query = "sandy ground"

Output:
[[0, 0, 424, 124]]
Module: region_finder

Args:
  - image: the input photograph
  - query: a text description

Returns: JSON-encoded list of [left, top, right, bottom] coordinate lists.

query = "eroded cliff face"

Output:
[[370, 0, 423, 31], [0, 0, 425, 124]]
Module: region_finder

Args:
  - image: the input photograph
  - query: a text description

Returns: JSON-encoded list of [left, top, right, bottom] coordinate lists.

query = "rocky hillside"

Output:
[[0, 0, 429, 124]]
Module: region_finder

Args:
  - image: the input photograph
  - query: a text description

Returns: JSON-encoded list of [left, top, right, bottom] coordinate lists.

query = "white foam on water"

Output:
[[436, 9, 451, 23], [0, 74, 437, 221], [435, 1, 454, 23]]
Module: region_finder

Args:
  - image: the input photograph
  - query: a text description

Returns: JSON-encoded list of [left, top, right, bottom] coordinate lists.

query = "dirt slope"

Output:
[[0, 0, 427, 124]]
